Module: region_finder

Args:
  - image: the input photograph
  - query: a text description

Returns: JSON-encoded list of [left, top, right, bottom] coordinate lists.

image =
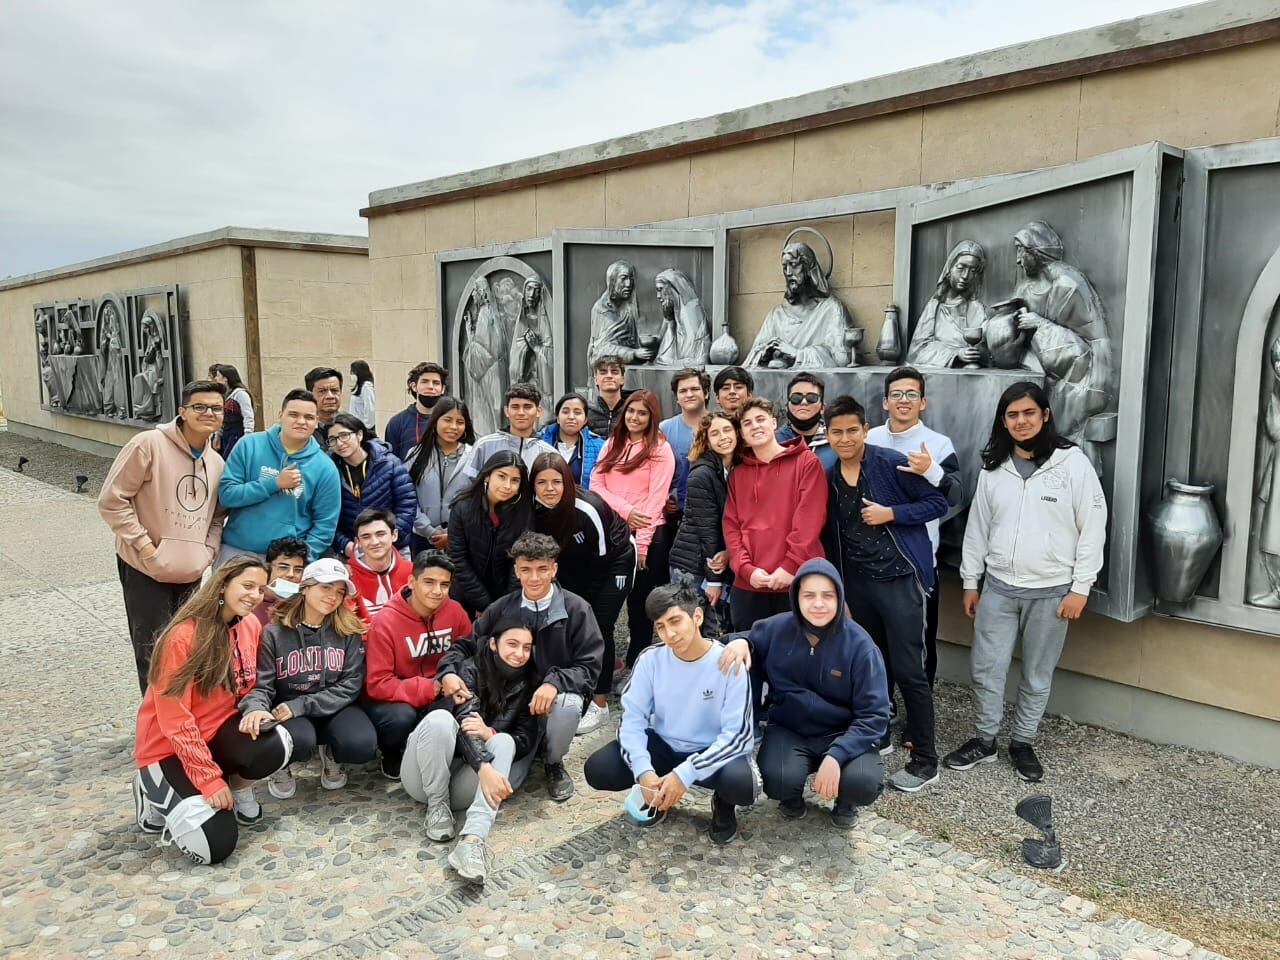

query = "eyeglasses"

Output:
[[788, 392, 822, 406], [328, 432, 359, 447], [887, 390, 923, 402], [186, 404, 225, 415]]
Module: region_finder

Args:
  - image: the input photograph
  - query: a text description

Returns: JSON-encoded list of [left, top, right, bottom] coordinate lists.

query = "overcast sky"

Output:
[[1, 0, 1189, 277]]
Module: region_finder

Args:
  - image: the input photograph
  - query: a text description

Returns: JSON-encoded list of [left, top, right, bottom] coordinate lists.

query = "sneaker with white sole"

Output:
[[448, 835, 494, 884], [888, 760, 940, 793], [425, 803, 456, 842], [318, 745, 347, 790], [132, 773, 165, 834], [232, 786, 262, 825], [576, 701, 610, 736], [267, 766, 297, 800]]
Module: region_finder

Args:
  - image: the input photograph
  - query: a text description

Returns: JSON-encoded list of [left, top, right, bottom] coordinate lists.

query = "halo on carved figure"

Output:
[[452, 257, 551, 359], [783, 226, 835, 279]]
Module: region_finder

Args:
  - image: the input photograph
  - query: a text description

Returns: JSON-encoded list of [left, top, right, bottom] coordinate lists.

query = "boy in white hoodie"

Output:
[[946, 382, 1106, 783]]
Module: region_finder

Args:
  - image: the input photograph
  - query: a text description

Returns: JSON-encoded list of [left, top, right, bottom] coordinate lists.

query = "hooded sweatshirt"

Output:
[[217, 424, 341, 561], [239, 620, 365, 719], [348, 550, 412, 621], [364, 586, 472, 708], [722, 437, 826, 592], [589, 436, 677, 555], [743, 558, 889, 763], [99, 419, 226, 583]]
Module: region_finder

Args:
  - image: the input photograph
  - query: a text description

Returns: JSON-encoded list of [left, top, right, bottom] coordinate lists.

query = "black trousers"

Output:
[[925, 567, 939, 686], [625, 520, 675, 669], [587, 543, 637, 695], [118, 556, 200, 695], [583, 730, 759, 807], [757, 724, 884, 807], [283, 704, 379, 764], [844, 571, 937, 765], [363, 699, 427, 758], [729, 586, 790, 632]]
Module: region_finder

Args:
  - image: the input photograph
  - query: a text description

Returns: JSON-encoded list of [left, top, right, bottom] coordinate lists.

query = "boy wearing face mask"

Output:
[[253, 537, 310, 626], [775, 372, 829, 456]]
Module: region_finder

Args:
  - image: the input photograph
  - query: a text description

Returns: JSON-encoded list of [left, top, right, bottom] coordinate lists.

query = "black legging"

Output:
[[584, 730, 759, 807], [588, 543, 637, 695], [625, 521, 675, 668], [282, 704, 379, 764]]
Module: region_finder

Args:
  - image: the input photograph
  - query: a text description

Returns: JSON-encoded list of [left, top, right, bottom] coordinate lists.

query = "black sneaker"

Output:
[[545, 762, 575, 802], [943, 737, 998, 771], [874, 733, 894, 756], [1008, 740, 1044, 782], [830, 802, 858, 829], [778, 797, 807, 821], [380, 751, 402, 781], [708, 795, 738, 845]]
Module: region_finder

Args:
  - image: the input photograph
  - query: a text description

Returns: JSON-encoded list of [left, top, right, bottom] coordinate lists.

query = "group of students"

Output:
[[102, 349, 1107, 877]]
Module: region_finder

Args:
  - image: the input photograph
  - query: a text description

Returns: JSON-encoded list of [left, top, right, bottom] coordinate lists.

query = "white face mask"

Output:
[[269, 579, 300, 600]]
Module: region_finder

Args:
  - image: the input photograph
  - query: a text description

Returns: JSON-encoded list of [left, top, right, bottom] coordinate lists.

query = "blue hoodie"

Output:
[[743, 557, 889, 764], [218, 424, 341, 560], [539, 423, 604, 489]]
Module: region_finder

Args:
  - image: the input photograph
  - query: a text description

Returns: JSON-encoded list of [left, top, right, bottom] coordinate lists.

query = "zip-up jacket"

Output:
[[462, 430, 556, 482], [587, 389, 635, 439], [363, 587, 472, 707], [348, 551, 412, 621], [589, 436, 676, 555], [99, 418, 226, 583], [540, 423, 604, 489], [822, 444, 949, 592], [330, 439, 416, 555], [239, 620, 365, 719], [218, 424, 341, 561], [866, 420, 963, 559], [534, 489, 634, 599], [446, 495, 532, 614], [385, 403, 434, 461], [427, 654, 538, 771], [407, 441, 472, 540], [739, 557, 889, 764], [961, 446, 1107, 595], [669, 452, 732, 587], [438, 586, 604, 700], [723, 437, 826, 592]]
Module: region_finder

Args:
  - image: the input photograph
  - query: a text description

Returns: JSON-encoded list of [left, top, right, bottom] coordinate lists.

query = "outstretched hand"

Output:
[[896, 442, 933, 476]]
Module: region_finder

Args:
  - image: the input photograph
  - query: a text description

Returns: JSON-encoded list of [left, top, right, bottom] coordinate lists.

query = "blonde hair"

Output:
[[273, 584, 368, 637]]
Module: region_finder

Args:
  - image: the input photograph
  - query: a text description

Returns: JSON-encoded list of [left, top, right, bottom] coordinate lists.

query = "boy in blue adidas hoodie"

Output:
[[218, 389, 341, 565], [721, 557, 888, 828], [584, 582, 758, 846]]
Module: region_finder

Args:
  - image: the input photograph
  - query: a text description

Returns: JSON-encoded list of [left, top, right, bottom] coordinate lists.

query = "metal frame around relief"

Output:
[[1159, 137, 1280, 634]]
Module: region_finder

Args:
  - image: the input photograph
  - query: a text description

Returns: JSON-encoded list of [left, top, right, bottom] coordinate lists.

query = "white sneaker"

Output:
[[132, 773, 165, 834], [576, 701, 610, 736], [318, 745, 347, 790], [267, 766, 297, 800], [232, 786, 262, 825], [425, 803, 456, 842]]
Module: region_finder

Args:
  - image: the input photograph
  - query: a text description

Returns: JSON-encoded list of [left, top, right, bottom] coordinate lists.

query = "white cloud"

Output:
[[0, 0, 1188, 276]]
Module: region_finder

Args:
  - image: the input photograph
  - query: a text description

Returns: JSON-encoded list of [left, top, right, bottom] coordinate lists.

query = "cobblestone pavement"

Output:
[[0, 467, 1240, 959]]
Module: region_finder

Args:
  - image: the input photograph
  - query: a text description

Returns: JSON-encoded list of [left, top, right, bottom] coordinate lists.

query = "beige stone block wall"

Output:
[[475, 187, 537, 246], [793, 110, 924, 201], [536, 176, 606, 234], [604, 157, 691, 226]]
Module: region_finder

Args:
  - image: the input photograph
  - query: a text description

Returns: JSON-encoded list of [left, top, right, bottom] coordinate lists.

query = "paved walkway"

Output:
[[0, 467, 1229, 959]]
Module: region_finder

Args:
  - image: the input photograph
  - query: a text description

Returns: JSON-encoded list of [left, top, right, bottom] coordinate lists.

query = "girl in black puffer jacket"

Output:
[[668, 412, 741, 634], [446, 451, 534, 617]]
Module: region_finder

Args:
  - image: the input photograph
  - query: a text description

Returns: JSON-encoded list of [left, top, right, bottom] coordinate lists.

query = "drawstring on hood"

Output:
[[788, 557, 847, 643]]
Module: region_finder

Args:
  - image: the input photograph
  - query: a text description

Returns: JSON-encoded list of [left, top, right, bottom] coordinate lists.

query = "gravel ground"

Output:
[[0, 429, 114, 497]]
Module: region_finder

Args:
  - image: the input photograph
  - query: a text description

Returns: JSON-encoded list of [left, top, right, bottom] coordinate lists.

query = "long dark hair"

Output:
[[980, 381, 1074, 470], [409, 397, 477, 486], [451, 450, 530, 516], [208, 363, 245, 391], [350, 359, 374, 396], [530, 452, 577, 548], [473, 619, 535, 718], [596, 389, 665, 475]]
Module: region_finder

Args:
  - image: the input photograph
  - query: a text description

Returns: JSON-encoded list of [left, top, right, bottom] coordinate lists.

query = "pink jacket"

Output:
[[589, 437, 675, 556]]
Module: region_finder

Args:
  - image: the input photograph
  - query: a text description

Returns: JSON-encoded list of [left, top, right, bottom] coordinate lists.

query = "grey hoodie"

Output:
[[239, 620, 365, 719]]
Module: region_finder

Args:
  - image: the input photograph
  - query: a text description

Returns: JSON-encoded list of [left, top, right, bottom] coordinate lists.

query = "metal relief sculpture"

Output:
[[587, 260, 657, 366], [508, 277, 554, 397], [1250, 336, 1280, 607], [97, 298, 129, 418], [907, 240, 988, 368], [132, 311, 167, 420], [461, 275, 509, 437], [744, 229, 856, 368], [653, 267, 710, 365]]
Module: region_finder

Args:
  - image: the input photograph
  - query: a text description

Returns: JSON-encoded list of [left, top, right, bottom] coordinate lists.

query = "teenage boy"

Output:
[[720, 558, 888, 827], [364, 551, 473, 778], [305, 367, 345, 447], [386, 362, 449, 460], [867, 366, 963, 690], [253, 536, 310, 625], [776, 372, 828, 453], [348, 508, 413, 622], [723, 398, 826, 629], [438, 533, 604, 802], [218, 388, 341, 566], [584, 583, 758, 845], [99, 379, 229, 692], [660, 367, 710, 515], [464, 383, 555, 480], [945, 382, 1106, 782], [713, 366, 753, 415], [587, 355, 635, 438], [822, 395, 948, 793]]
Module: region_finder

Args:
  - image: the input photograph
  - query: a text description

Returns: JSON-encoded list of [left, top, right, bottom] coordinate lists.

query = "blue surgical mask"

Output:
[[269, 579, 300, 600]]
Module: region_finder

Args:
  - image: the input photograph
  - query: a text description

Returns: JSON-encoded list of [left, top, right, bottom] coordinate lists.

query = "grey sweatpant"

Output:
[[970, 587, 1070, 743]]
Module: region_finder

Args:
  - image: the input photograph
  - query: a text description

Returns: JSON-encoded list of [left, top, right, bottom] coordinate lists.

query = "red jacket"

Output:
[[723, 438, 826, 593], [364, 587, 471, 708], [348, 552, 412, 624]]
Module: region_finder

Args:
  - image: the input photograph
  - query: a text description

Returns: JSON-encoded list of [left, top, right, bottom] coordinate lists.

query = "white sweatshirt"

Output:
[[960, 446, 1107, 596], [866, 419, 961, 557]]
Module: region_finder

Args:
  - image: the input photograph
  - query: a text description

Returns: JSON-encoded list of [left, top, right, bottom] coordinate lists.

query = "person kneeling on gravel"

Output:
[[400, 619, 538, 885], [720, 558, 889, 828]]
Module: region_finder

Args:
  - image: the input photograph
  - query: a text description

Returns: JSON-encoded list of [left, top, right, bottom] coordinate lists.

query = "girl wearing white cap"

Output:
[[239, 558, 376, 798]]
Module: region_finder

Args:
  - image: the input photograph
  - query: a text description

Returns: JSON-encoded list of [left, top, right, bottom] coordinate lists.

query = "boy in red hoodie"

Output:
[[363, 550, 471, 778], [348, 508, 413, 624], [723, 397, 826, 630]]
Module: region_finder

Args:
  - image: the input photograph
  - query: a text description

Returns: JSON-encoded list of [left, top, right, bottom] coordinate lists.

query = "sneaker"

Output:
[[875, 733, 894, 756], [231, 786, 262, 825], [944, 737, 998, 771], [830, 802, 858, 829], [267, 766, 297, 800], [708, 795, 738, 845], [545, 762, 575, 802], [447, 835, 494, 884], [424, 803, 456, 842], [380, 751, 402, 781], [576, 701, 610, 736], [778, 797, 807, 821], [133, 773, 165, 834], [318, 745, 347, 790], [1008, 740, 1044, 782], [888, 760, 940, 793]]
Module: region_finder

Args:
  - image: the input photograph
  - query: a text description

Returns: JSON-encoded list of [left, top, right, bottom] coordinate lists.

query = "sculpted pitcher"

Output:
[[1145, 479, 1222, 603]]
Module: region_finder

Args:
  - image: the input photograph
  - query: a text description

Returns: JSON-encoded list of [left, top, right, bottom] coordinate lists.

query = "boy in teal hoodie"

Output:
[[218, 389, 341, 563]]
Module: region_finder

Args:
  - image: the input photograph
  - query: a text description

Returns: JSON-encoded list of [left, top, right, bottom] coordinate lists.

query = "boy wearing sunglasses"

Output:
[[775, 372, 828, 455]]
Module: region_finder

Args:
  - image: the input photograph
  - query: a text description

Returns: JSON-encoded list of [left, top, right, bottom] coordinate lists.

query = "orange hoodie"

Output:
[[99, 419, 226, 583], [134, 617, 261, 798]]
